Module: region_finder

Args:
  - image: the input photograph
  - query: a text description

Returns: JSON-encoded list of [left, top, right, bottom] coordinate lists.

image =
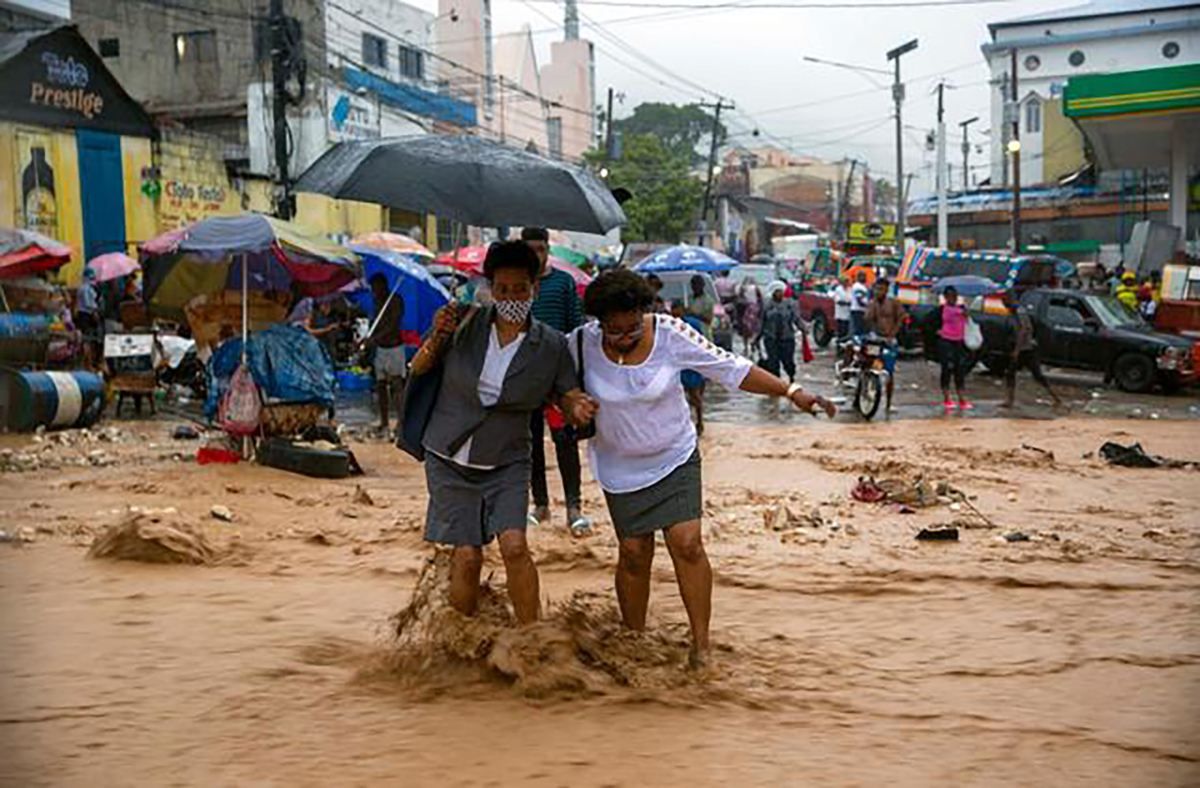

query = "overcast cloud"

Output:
[[417, 0, 1075, 195]]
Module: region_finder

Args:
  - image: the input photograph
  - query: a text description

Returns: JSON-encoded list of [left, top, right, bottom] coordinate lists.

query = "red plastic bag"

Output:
[[218, 364, 261, 436], [801, 331, 815, 364]]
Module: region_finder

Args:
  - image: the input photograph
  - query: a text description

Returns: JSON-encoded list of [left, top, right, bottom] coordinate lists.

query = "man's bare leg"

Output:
[[449, 545, 484, 617], [497, 529, 540, 624], [663, 520, 712, 667], [616, 534, 655, 630], [378, 378, 391, 431]]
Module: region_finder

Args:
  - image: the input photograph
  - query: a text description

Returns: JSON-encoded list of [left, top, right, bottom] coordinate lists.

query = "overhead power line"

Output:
[[518, 0, 1013, 8]]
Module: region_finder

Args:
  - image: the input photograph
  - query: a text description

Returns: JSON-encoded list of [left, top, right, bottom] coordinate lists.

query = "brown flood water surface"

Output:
[[1, 417, 1198, 786]]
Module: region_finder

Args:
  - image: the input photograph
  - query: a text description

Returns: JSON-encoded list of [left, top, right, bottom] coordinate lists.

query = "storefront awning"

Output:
[[0, 26, 154, 137]]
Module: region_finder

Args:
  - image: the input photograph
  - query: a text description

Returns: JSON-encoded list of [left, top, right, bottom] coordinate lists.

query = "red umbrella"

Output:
[[434, 246, 488, 276], [0, 228, 71, 279], [550, 256, 592, 297], [435, 247, 592, 297]]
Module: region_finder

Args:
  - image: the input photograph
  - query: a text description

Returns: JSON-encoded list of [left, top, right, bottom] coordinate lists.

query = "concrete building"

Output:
[[434, 0, 596, 162], [984, 0, 1200, 188]]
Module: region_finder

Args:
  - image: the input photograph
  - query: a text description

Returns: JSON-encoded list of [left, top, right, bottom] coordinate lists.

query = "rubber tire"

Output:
[[1113, 353, 1155, 393], [854, 372, 882, 421], [811, 311, 833, 348]]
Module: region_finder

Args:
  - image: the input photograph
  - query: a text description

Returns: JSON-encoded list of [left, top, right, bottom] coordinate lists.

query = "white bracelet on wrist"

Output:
[[786, 383, 803, 399]]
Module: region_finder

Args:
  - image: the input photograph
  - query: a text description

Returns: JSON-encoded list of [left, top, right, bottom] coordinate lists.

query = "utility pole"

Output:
[[699, 98, 730, 232], [1010, 47, 1022, 253], [605, 87, 614, 159], [888, 39, 918, 257], [959, 116, 979, 191], [837, 158, 858, 239], [935, 81, 948, 249], [270, 0, 292, 219]]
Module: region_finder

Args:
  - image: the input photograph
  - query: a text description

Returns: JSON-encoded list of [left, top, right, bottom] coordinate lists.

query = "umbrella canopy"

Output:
[[635, 245, 738, 274], [141, 214, 359, 319], [351, 231, 434, 259], [435, 246, 489, 276], [931, 275, 1003, 298], [87, 252, 139, 283], [0, 228, 71, 279], [295, 135, 626, 234], [346, 246, 450, 347], [551, 257, 592, 297], [551, 245, 589, 267]]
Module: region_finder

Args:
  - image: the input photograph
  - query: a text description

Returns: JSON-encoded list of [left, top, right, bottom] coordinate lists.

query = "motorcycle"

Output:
[[834, 335, 888, 420]]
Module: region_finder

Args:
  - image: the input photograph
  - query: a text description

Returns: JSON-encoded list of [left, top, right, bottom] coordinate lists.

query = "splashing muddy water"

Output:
[[1, 417, 1198, 785]]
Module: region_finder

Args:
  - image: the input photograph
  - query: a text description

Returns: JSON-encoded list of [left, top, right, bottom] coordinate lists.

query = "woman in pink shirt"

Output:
[[933, 285, 971, 411]]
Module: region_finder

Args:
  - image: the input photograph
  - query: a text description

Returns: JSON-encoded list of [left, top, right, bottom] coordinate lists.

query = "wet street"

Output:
[[330, 345, 1200, 431]]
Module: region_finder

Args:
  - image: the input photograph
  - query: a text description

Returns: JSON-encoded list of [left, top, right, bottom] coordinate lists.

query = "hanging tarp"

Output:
[[204, 324, 335, 419]]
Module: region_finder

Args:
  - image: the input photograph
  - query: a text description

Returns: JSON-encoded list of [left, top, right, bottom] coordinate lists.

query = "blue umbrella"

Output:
[[634, 245, 738, 274], [346, 246, 451, 349], [932, 275, 1002, 298]]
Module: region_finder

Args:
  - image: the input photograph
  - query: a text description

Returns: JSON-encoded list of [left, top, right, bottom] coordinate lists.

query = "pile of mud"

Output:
[[365, 552, 764, 706], [88, 510, 235, 565]]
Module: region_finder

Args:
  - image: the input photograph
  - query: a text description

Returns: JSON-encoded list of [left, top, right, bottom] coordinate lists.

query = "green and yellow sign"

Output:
[[847, 222, 897, 244]]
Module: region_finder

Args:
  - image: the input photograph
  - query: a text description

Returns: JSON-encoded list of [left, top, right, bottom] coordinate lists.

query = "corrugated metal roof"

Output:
[[991, 0, 1199, 31]]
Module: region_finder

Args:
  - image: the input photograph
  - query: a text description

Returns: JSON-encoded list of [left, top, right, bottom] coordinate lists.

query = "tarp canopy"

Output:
[[204, 324, 335, 418]]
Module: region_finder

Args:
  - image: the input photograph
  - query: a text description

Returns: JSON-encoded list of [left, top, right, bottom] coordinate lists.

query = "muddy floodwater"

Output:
[[2, 416, 1199, 786]]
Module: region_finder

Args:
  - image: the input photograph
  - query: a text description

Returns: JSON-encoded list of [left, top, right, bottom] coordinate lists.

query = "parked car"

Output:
[[1155, 263, 1200, 340], [654, 271, 734, 350], [964, 289, 1197, 393]]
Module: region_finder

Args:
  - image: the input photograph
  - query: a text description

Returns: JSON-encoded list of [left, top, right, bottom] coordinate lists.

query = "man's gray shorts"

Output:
[[424, 453, 530, 547], [375, 344, 408, 381]]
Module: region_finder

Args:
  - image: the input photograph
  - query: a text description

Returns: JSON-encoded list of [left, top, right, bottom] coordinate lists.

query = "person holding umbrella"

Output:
[[366, 274, 406, 434], [521, 227, 590, 536], [415, 241, 595, 623]]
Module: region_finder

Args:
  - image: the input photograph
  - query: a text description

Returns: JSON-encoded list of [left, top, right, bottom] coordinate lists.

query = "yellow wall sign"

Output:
[[848, 222, 897, 244]]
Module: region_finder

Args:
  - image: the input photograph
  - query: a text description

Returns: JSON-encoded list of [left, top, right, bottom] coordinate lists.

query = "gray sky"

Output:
[[421, 0, 1076, 195]]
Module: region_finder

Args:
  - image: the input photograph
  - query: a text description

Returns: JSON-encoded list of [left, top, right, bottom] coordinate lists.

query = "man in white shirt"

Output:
[[832, 275, 852, 340], [850, 271, 871, 337]]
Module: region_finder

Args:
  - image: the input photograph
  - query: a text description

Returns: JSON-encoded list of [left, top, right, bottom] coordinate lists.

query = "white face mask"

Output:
[[495, 298, 533, 324]]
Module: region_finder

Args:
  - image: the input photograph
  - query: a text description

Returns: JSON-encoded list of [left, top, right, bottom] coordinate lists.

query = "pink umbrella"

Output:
[[550, 256, 592, 297], [87, 252, 140, 283]]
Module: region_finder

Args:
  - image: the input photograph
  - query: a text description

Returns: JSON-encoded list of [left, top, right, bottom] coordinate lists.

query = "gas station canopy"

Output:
[[1064, 63, 1200, 169]]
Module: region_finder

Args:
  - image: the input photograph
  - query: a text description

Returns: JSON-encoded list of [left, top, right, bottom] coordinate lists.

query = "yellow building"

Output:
[[0, 25, 156, 284], [1, 26, 399, 288]]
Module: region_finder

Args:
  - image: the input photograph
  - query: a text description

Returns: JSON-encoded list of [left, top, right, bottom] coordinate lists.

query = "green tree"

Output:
[[589, 133, 704, 243], [614, 102, 725, 164]]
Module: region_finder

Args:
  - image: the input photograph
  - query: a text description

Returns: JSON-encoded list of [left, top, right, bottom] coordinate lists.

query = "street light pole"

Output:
[[936, 81, 948, 248], [887, 39, 918, 258], [1010, 47, 1022, 253]]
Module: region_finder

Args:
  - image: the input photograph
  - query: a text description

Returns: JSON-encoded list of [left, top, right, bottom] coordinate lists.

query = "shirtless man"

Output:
[[865, 278, 905, 412]]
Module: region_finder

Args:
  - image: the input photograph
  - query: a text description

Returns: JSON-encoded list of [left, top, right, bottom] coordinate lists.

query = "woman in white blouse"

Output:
[[573, 270, 836, 668]]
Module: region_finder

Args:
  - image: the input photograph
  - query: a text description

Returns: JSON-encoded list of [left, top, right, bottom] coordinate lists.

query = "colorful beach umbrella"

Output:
[[351, 231, 434, 259], [140, 214, 358, 359], [86, 252, 139, 283], [0, 228, 71, 279]]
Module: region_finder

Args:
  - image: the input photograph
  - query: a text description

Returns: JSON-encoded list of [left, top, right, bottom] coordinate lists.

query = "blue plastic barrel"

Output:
[[0, 370, 106, 432]]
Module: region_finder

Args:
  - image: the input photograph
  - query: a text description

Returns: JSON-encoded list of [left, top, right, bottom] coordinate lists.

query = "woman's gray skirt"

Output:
[[603, 450, 702, 539], [424, 453, 530, 547]]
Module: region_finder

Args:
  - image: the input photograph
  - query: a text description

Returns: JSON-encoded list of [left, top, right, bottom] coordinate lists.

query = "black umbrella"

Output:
[[295, 135, 626, 234]]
